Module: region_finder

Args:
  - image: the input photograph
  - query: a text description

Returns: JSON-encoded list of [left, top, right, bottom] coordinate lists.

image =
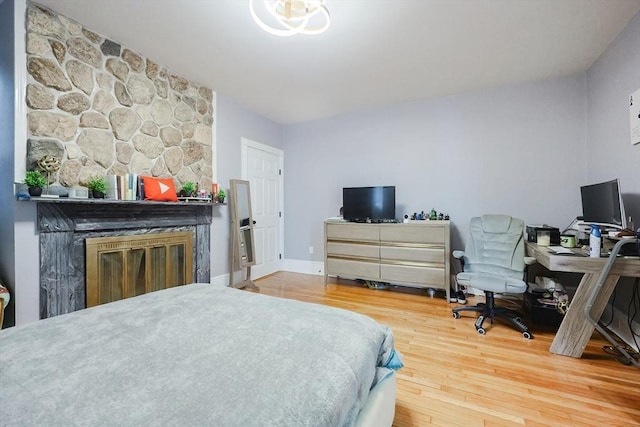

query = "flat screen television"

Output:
[[342, 186, 396, 222], [580, 178, 627, 230]]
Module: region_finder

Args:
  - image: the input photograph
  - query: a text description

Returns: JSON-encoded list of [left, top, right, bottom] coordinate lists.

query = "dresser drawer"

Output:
[[327, 242, 379, 259], [326, 223, 379, 242], [327, 258, 380, 280], [380, 246, 444, 264], [380, 264, 446, 288], [380, 224, 445, 244]]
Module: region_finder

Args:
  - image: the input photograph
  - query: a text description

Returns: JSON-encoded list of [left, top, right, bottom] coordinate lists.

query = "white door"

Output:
[[241, 138, 283, 278]]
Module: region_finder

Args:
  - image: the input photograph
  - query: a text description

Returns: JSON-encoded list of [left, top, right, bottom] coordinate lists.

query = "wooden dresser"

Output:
[[324, 220, 451, 300]]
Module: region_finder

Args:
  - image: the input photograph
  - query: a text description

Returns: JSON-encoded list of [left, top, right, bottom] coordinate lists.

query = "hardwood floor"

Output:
[[254, 272, 640, 427]]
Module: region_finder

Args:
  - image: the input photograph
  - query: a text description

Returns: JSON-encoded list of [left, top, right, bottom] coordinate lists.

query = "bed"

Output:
[[0, 283, 402, 426]]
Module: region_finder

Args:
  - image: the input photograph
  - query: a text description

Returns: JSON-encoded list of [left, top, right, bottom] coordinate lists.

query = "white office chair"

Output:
[[452, 215, 535, 339]]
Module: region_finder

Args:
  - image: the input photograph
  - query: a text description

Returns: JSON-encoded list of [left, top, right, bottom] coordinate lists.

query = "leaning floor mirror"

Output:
[[229, 179, 258, 290]]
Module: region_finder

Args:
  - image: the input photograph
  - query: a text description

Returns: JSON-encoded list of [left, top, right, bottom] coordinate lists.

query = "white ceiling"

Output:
[[36, 0, 640, 124]]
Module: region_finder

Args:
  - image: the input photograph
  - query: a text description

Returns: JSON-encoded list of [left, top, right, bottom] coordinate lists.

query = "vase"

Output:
[[28, 187, 42, 197]]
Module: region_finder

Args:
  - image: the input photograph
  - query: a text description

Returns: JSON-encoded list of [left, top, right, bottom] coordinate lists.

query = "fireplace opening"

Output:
[[85, 232, 193, 307]]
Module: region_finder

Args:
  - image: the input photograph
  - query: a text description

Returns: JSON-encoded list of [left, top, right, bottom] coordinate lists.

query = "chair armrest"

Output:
[[452, 250, 465, 259], [524, 256, 537, 266]]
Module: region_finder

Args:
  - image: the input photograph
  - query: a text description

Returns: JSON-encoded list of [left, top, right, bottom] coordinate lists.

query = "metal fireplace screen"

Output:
[[85, 232, 193, 307]]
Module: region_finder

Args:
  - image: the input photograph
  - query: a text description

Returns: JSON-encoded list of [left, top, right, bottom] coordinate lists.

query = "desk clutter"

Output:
[[524, 277, 568, 328]]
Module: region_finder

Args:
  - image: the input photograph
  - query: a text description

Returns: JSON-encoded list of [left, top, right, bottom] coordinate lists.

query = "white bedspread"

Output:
[[0, 284, 401, 426]]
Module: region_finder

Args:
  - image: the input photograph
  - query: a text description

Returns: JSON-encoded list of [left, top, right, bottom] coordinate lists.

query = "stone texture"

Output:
[[58, 159, 82, 187], [79, 165, 108, 187], [27, 6, 66, 39], [58, 93, 91, 115], [66, 60, 93, 95], [174, 102, 192, 122], [164, 147, 184, 175], [154, 79, 168, 99], [199, 86, 213, 102], [126, 74, 155, 105], [177, 169, 198, 187], [106, 58, 129, 82], [135, 104, 152, 121], [26, 138, 65, 171], [77, 129, 114, 168], [183, 96, 196, 111], [116, 141, 134, 164], [26, 34, 50, 56], [80, 111, 109, 129], [196, 98, 208, 115], [114, 81, 133, 107], [28, 111, 78, 141], [130, 152, 153, 171], [59, 15, 82, 35], [49, 39, 66, 64], [203, 115, 213, 126], [122, 49, 144, 72], [82, 28, 102, 44], [181, 141, 204, 166], [160, 126, 182, 146], [66, 143, 82, 159], [150, 99, 172, 125], [26, 84, 55, 110], [67, 37, 102, 68], [194, 124, 212, 146], [93, 90, 116, 114], [141, 121, 159, 137], [108, 163, 129, 177], [168, 73, 188, 92], [151, 157, 166, 176], [96, 72, 114, 90], [182, 123, 195, 139], [146, 60, 159, 80], [101, 39, 121, 56], [133, 134, 164, 158], [27, 57, 72, 91], [109, 107, 141, 141]]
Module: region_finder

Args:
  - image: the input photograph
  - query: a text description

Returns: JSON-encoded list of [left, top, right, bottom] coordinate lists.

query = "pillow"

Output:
[[142, 176, 178, 202]]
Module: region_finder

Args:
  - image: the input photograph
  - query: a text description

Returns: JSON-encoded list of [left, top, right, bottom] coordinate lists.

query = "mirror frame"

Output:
[[229, 179, 256, 270]]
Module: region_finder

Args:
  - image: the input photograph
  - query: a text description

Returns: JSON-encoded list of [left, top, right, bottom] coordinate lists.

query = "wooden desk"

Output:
[[525, 241, 640, 358]]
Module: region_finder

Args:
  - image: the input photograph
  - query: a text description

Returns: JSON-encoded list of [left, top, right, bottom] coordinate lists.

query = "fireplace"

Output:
[[37, 200, 212, 318], [85, 232, 193, 307]]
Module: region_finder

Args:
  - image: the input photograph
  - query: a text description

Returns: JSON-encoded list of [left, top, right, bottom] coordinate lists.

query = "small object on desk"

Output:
[[547, 246, 574, 255]]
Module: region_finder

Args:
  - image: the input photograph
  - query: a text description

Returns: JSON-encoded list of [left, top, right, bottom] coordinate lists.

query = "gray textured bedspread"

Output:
[[0, 284, 401, 426]]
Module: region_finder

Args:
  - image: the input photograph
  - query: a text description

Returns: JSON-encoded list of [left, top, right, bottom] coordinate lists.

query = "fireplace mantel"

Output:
[[34, 199, 217, 318]]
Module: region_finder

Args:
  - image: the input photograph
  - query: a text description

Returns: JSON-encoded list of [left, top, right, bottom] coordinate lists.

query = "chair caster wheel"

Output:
[[477, 327, 486, 335], [523, 331, 533, 339], [452, 311, 460, 319], [515, 317, 522, 322]]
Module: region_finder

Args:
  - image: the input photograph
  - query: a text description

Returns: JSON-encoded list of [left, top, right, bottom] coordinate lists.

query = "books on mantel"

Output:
[[105, 173, 144, 201]]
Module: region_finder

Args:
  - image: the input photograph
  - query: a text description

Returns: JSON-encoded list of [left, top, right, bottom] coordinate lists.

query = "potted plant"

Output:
[[216, 189, 226, 203], [87, 176, 106, 199], [24, 170, 47, 196], [179, 181, 196, 197]]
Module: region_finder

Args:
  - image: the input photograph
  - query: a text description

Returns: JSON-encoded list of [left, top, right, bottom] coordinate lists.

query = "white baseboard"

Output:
[[282, 259, 324, 276], [209, 259, 323, 285]]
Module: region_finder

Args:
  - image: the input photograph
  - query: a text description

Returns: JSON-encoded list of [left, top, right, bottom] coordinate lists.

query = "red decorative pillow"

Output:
[[142, 176, 178, 202]]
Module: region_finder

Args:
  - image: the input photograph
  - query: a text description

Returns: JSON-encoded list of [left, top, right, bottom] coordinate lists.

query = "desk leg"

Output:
[[550, 273, 620, 358]]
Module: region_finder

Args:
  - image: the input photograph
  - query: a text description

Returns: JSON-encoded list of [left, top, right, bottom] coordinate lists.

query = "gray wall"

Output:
[[283, 75, 587, 260], [0, 0, 16, 327], [212, 94, 282, 279], [585, 10, 640, 338]]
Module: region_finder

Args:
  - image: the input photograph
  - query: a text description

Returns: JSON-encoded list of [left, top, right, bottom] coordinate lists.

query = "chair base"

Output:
[[452, 291, 533, 339]]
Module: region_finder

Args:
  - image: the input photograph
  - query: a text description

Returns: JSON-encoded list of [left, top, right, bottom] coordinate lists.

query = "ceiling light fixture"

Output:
[[249, 0, 331, 37]]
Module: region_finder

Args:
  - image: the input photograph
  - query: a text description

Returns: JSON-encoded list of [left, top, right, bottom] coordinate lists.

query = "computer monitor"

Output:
[[580, 179, 627, 230]]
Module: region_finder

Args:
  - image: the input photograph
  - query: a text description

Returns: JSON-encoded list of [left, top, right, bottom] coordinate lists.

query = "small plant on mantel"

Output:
[[24, 170, 47, 197], [87, 176, 106, 199], [216, 189, 226, 203], [179, 181, 196, 197]]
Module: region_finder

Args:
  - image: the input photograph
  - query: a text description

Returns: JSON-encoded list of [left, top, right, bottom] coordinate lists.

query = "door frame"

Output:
[[240, 137, 284, 276]]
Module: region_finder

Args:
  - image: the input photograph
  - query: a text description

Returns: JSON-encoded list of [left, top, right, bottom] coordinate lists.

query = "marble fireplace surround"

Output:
[[36, 199, 212, 318]]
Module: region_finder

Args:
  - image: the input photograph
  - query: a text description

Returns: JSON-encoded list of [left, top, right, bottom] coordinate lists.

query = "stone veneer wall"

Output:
[[24, 3, 215, 191]]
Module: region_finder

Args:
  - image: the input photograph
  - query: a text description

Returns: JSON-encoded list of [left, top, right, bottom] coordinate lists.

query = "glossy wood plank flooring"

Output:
[[255, 272, 640, 427]]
